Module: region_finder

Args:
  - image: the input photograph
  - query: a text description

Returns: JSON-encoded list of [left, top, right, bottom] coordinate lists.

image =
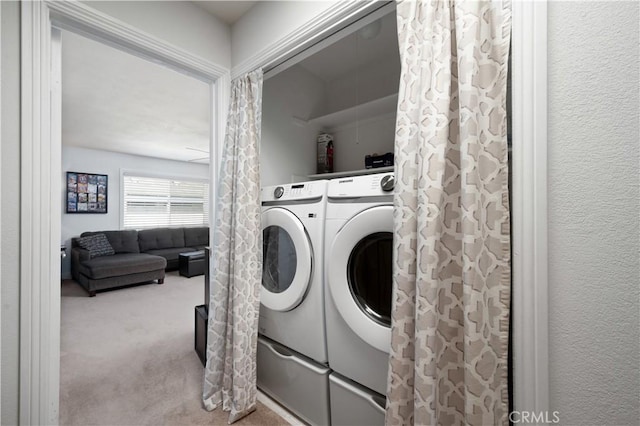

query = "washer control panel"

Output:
[[262, 180, 328, 203], [328, 173, 395, 199]]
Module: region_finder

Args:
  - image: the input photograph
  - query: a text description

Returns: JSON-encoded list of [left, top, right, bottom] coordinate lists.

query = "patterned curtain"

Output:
[[386, 1, 511, 425], [203, 69, 263, 424]]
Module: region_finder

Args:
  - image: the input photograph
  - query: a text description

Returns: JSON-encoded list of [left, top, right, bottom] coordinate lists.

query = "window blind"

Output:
[[122, 175, 209, 229]]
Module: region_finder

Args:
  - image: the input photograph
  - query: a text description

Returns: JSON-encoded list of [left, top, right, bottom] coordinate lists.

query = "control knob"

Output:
[[380, 174, 395, 192], [274, 186, 285, 199]]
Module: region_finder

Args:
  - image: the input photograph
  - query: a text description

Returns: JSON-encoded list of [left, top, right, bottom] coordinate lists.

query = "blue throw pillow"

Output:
[[77, 233, 115, 258]]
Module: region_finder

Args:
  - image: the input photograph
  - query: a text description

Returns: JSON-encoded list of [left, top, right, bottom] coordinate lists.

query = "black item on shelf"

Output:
[[195, 304, 208, 366], [365, 152, 394, 169]]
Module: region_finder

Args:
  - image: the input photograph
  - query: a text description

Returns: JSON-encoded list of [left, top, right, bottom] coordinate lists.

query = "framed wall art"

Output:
[[66, 172, 108, 213]]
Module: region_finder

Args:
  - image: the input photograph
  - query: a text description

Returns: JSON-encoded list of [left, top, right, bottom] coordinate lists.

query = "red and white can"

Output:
[[317, 133, 334, 174]]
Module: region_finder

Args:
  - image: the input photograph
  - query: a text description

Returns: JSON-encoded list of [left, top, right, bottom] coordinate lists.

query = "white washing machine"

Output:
[[259, 180, 328, 363], [257, 180, 331, 426], [324, 172, 395, 400]]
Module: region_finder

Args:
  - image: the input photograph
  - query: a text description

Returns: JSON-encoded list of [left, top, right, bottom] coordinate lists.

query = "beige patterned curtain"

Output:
[[203, 69, 263, 424], [386, 1, 511, 425]]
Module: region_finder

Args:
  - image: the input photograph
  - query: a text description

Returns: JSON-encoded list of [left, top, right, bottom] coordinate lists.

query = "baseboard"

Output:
[[257, 389, 305, 426]]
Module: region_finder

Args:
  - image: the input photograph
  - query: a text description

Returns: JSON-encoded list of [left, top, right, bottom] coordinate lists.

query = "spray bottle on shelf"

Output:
[[317, 133, 334, 174]]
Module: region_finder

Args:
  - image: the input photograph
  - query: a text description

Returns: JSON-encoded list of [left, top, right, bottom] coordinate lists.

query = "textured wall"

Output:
[[0, 1, 20, 425], [84, 1, 231, 69], [1, 1, 21, 424], [232, 1, 334, 69], [548, 2, 640, 424]]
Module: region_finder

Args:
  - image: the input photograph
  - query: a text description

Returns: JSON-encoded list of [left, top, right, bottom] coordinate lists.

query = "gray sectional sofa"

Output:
[[71, 226, 209, 296]]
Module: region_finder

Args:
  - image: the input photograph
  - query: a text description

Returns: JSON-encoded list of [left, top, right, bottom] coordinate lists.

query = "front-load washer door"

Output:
[[328, 205, 393, 353], [261, 207, 313, 312]]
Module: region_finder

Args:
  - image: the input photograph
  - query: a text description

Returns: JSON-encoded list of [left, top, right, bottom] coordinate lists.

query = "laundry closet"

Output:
[[257, 4, 401, 426], [260, 8, 400, 186]]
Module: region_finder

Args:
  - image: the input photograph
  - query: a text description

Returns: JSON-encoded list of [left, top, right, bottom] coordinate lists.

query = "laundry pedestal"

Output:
[[257, 336, 330, 426], [329, 372, 386, 426]]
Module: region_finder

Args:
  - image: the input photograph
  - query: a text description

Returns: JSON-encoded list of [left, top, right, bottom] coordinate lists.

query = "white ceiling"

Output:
[[61, 30, 211, 164], [60, 2, 258, 165], [193, 1, 258, 25], [297, 12, 399, 82]]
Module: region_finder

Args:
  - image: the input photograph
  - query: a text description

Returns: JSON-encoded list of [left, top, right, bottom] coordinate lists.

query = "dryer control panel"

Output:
[[328, 173, 395, 199], [262, 180, 328, 203]]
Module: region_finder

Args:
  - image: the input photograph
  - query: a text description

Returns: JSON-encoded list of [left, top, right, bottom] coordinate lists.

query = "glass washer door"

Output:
[[327, 205, 393, 353], [261, 207, 313, 312]]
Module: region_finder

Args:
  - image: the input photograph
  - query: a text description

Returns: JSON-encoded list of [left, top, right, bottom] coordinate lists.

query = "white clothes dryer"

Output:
[[324, 172, 395, 396], [258, 180, 328, 364]]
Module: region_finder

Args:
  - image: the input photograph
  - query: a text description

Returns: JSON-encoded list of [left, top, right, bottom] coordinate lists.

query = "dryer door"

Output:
[[328, 205, 393, 353], [261, 207, 313, 312]]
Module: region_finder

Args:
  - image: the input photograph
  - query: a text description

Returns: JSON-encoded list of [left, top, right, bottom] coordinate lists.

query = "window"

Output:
[[122, 174, 209, 229]]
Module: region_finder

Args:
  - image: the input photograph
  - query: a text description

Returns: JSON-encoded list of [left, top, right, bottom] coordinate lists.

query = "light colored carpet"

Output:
[[60, 271, 288, 426]]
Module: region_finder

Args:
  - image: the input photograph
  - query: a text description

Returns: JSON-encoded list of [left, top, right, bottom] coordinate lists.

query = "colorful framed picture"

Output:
[[66, 172, 108, 213]]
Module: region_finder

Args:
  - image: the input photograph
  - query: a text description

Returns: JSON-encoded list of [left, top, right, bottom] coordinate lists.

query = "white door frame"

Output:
[[511, 1, 550, 417], [20, 1, 228, 423], [22, 0, 549, 423]]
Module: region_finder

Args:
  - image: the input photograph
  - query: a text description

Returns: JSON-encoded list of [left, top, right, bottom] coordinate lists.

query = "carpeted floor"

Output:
[[60, 271, 289, 425]]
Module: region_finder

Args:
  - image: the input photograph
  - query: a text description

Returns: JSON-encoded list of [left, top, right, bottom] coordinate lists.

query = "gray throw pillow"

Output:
[[77, 233, 115, 258]]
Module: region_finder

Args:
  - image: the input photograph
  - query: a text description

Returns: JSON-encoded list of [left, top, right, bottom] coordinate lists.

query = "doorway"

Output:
[[19, 2, 228, 423], [58, 28, 214, 423]]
